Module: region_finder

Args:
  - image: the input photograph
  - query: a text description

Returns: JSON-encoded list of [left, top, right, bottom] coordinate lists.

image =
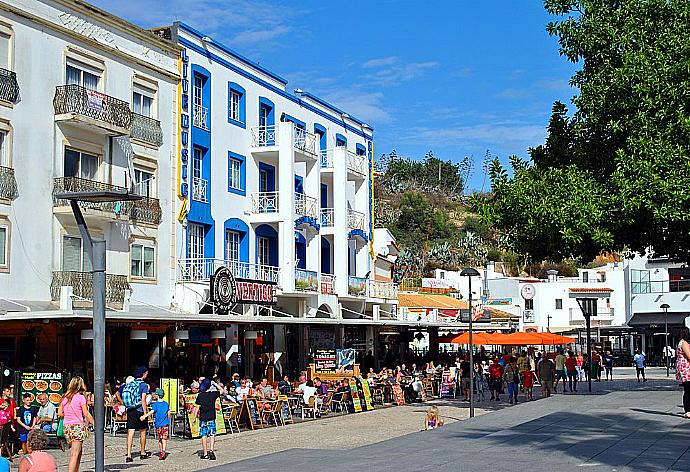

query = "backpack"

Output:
[[122, 380, 142, 410]]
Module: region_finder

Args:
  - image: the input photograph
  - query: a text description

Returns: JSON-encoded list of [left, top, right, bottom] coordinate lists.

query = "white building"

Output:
[[0, 0, 179, 378]]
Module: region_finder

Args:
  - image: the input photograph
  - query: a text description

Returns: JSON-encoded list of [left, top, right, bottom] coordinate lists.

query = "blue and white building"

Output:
[[160, 23, 398, 377]]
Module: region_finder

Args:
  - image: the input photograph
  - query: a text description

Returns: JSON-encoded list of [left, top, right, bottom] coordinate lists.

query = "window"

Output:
[[259, 169, 268, 193], [0, 131, 7, 167], [132, 90, 154, 117], [131, 243, 155, 279], [525, 299, 534, 310], [62, 235, 92, 272], [227, 152, 245, 195], [597, 272, 606, 282], [259, 104, 270, 128], [192, 148, 203, 180], [229, 90, 240, 121], [187, 223, 204, 260], [555, 299, 563, 310], [0, 224, 7, 269], [582, 271, 589, 283], [336, 134, 347, 148], [228, 82, 246, 127], [193, 75, 203, 108], [258, 236, 270, 266], [225, 230, 240, 262], [66, 63, 99, 90], [64, 148, 98, 180], [133, 168, 154, 197], [356, 144, 367, 156], [0, 31, 10, 70]]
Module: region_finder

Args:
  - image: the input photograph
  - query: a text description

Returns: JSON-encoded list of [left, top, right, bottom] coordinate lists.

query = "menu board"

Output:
[[182, 393, 227, 438], [392, 384, 405, 405], [160, 378, 179, 414], [348, 378, 362, 413], [314, 349, 337, 374], [360, 379, 374, 411], [19, 371, 64, 407], [238, 398, 260, 430]]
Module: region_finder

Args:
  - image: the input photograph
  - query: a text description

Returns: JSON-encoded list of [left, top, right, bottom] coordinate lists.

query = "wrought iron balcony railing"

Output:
[[53, 177, 134, 215], [130, 197, 162, 225], [0, 68, 19, 103], [0, 166, 18, 200], [347, 151, 368, 177], [251, 125, 278, 147], [130, 112, 163, 147], [293, 127, 317, 157], [191, 177, 208, 203], [370, 280, 399, 300], [176, 258, 281, 284], [320, 208, 335, 227], [53, 84, 132, 131], [347, 209, 366, 231], [251, 191, 279, 213], [51, 271, 130, 304], [320, 149, 331, 169], [295, 193, 318, 219]]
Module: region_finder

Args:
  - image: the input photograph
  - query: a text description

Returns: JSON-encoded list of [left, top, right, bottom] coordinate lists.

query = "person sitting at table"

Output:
[[229, 373, 241, 390], [313, 378, 328, 396], [400, 364, 409, 376], [235, 380, 250, 401], [277, 375, 292, 395], [335, 379, 349, 393], [385, 369, 396, 383], [299, 380, 317, 405], [367, 368, 378, 382], [426, 361, 436, 374], [255, 378, 274, 400], [411, 363, 420, 375]]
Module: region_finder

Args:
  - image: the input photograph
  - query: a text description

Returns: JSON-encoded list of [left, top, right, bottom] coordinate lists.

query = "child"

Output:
[[424, 406, 444, 430], [16, 393, 37, 454], [194, 378, 223, 460], [140, 389, 170, 460], [523, 370, 536, 401], [0, 398, 15, 459]]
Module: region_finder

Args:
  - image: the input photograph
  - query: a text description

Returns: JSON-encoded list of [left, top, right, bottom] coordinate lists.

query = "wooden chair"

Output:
[[317, 393, 333, 416], [261, 400, 283, 427], [111, 409, 127, 436], [423, 378, 434, 399], [301, 396, 316, 420], [330, 391, 347, 413], [223, 403, 241, 434]]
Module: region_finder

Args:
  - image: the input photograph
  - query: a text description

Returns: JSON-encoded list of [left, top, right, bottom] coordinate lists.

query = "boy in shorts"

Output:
[[16, 393, 37, 454], [194, 379, 223, 460], [141, 389, 170, 460]]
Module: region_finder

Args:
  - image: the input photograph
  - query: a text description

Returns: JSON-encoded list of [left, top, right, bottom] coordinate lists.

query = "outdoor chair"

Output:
[[261, 400, 284, 427], [223, 403, 241, 434], [318, 392, 333, 416], [301, 396, 316, 420], [330, 391, 347, 413], [110, 409, 127, 436]]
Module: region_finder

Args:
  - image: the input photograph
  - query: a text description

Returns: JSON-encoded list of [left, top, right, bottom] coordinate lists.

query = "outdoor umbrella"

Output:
[[450, 331, 494, 345]]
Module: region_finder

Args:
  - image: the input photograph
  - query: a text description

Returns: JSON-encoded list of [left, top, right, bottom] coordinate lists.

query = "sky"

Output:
[[92, 0, 577, 190]]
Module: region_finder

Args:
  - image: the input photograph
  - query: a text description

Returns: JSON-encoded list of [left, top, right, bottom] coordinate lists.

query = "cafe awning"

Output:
[[627, 312, 689, 327], [397, 293, 468, 310]]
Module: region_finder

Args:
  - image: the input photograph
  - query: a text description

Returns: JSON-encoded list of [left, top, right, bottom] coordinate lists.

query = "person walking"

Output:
[[537, 355, 555, 398], [488, 358, 504, 401], [591, 350, 602, 381], [633, 350, 647, 382], [603, 350, 614, 381], [554, 349, 567, 393], [58, 376, 94, 472], [123, 367, 151, 462], [575, 351, 584, 381], [194, 378, 224, 460], [17, 430, 57, 472], [503, 357, 520, 405], [675, 328, 690, 418]]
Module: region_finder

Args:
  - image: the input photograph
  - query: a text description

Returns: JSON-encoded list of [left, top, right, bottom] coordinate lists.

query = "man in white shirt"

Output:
[[633, 350, 647, 382], [36, 393, 57, 433]]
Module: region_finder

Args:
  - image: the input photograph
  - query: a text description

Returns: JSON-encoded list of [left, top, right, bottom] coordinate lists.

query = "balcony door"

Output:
[[257, 236, 270, 267], [62, 235, 92, 272], [66, 62, 100, 90], [187, 223, 204, 261], [64, 148, 98, 181], [133, 168, 155, 198]]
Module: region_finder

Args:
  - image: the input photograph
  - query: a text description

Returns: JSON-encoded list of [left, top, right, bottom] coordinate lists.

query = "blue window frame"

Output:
[[356, 143, 367, 156], [227, 82, 246, 128], [335, 133, 347, 148], [227, 151, 246, 196]]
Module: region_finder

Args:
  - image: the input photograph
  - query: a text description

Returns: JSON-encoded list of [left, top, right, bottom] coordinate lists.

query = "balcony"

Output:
[[191, 177, 208, 203], [569, 307, 615, 325], [321, 274, 336, 295], [370, 280, 399, 300], [0, 166, 18, 200], [0, 68, 19, 103], [295, 193, 318, 219], [193, 104, 209, 130], [130, 113, 163, 147], [53, 85, 132, 135], [177, 258, 281, 284], [320, 208, 334, 227], [347, 151, 367, 179], [251, 191, 279, 214], [130, 197, 162, 225], [53, 177, 134, 216], [295, 268, 318, 292], [320, 150, 331, 169], [50, 271, 130, 304], [348, 276, 368, 297], [293, 128, 318, 159], [251, 125, 278, 148], [347, 209, 366, 231], [632, 279, 690, 294]]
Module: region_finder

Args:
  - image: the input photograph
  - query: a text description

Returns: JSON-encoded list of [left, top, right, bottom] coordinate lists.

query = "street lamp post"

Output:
[[661, 303, 670, 377], [460, 267, 480, 418]]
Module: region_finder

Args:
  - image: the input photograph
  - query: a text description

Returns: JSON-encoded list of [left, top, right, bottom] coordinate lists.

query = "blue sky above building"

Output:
[[93, 0, 576, 190]]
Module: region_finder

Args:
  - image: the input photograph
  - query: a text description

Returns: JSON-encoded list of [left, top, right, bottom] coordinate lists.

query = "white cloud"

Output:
[[232, 26, 292, 45], [362, 56, 399, 68], [320, 90, 392, 125], [399, 122, 547, 150], [366, 61, 439, 86]]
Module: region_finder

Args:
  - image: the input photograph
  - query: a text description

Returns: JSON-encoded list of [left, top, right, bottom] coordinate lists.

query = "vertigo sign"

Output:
[[210, 267, 276, 313]]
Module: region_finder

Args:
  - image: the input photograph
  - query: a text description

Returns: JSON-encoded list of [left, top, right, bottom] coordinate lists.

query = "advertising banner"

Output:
[[19, 371, 65, 407], [182, 393, 227, 438], [160, 378, 179, 414]]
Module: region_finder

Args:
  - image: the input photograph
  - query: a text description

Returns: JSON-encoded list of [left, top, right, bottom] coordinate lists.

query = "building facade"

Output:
[[0, 0, 179, 379]]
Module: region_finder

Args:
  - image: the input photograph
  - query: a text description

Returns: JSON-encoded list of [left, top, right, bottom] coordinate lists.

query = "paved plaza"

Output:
[[13, 368, 689, 472]]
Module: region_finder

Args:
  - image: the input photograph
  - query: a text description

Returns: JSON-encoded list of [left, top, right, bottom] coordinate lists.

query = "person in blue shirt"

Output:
[[0, 456, 9, 472], [141, 389, 170, 460], [633, 350, 647, 382]]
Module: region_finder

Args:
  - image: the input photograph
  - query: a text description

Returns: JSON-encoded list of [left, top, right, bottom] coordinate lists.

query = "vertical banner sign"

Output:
[[160, 378, 179, 414], [368, 139, 375, 260], [182, 393, 227, 438], [177, 49, 190, 222], [360, 378, 374, 410], [392, 384, 405, 405], [348, 378, 362, 413]]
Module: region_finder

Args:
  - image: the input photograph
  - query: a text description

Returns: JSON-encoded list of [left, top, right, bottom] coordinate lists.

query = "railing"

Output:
[[320, 208, 335, 227], [130, 197, 162, 225], [50, 271, 130, 304], [569, 307, 615, 323], [347, 209, 366, 231], [293, 128, 317, 157], [295, 193, 318, 218], [0, 68, 19, 103], [320, 149, 331, 168], [53, 177, 134, 215], [193, 104, 209, 130], [0, 166, 18, 200], [632, 279, 690, 294], [251, 125, 278, 147], [321, 274, 336, 295], [348, 276, 368, 297], [251, 191, 279, 213], [53, 84, 132, 130], [130, 112, 163, 146], [370, 280, 399, 299], [347, 151, 367, 177], [192, 177, 208, 203], [295, 268, 318, 291], [177, 258, 281, 284]]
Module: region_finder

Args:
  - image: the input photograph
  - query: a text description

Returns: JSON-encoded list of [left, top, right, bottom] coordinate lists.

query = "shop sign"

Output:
[[422, 278, 452, 289], [314, 349, 337, 374], [483, 297, 512, 305], [182, 393, 226, 438], [349, 378, 363, 412], [460, 308, 491, 323], [19, 371, 65, 407], [210, 267, 276, 314], [523, 309, 535, 323]]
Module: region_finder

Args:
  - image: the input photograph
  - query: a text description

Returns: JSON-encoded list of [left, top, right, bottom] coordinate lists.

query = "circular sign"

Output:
[[521, 283, 536, 300], [211, 266, 237, 314]]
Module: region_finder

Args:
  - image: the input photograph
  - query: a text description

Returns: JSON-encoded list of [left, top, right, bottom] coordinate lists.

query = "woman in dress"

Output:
[[675, 328, 690, 418], [58, 377, 94, 472]]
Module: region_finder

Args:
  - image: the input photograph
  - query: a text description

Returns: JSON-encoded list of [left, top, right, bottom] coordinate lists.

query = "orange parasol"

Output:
[[450, 331, 495, 345]]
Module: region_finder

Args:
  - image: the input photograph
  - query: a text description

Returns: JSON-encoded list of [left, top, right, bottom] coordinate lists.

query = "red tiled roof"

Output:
[[569, 287, 614, 292]]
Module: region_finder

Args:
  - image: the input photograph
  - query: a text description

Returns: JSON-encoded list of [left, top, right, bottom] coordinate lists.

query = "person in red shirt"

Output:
[[488, 358, 504, 401], [522, 369, 535, 400], [565, 351, 578, 393]]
